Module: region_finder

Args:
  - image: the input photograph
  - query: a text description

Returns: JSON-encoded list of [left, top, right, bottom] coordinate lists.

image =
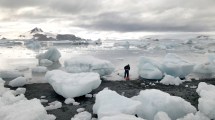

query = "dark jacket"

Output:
[[124, 65, 130, 71]]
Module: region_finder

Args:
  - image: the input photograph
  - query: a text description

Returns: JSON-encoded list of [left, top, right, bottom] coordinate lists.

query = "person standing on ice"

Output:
[[124, 64, 130, 80]]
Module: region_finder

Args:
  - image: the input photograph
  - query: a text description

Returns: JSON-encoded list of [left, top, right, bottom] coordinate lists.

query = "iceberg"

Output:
[[196, 82, 215, 119], [36, 47, 61, 62], [45, 70, 101, 98], [8, 77, 27, 87], [64, 56, 114, 76], [160, 75, 185, 86], [161, 53, 194, 78], [132, 89, 197, 120], [0, 70, 23, 79], [93, 89, 141, 119]]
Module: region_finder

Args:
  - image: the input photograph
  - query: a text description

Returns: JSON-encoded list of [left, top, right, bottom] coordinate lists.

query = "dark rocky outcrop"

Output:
[[56, 34, 82, 40]]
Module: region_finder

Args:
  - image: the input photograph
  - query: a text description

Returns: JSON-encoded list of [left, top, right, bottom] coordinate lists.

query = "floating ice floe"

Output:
[[154, 112, 171, 120], [93, 89, 141, 119], [160, 75, 185, 86], [8, 77, 27, 87], [45, 70, 101, 98], [24, 40, 41, 51], [64, 56, 114, 76], [32, 66, 47, 73], [161, 53, 194, 78], [100, 114, 145, 120], [39, 59, 53, 66], [71, 111, 92, 120], [114, 41, 130, 49], [196, 82, 215, 119], [0, 70, 23, 79], [132, 89, 196, 120], [36, 47, 61, 62]]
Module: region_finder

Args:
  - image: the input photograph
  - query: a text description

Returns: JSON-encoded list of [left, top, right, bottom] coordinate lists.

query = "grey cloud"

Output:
[[75, 9, 215, 32], [0, 0, 215, 32], [0, 0, 44, 8], [49, 0, 102, 14]]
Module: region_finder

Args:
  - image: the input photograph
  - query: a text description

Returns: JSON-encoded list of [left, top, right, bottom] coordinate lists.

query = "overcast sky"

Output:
[[0, 0, 215, 39]]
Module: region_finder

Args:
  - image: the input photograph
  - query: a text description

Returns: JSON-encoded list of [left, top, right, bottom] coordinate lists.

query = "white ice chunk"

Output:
[[1, 91, 26, 105], [177, 111, 210, 120], [40, 99, 48, 103], [32, 66, 47, 73], [196, 82, 215, 119], [0, 98, 55, 120], [24, 40, 41, 50], [161, 53, 194, 78], [41, 96, 46, 98], [132, 89, 196, 120], [154, 112, 171, 120], [160, 75, 184, 86], [85, 94, 93, 98], [100, 114, 145, 120], [14, 88, 26, 95], [93, 89, 141, 119], [45, 70, 101, 98], [40, 59, 53, 66], [71, 111, 92, 120], [0, 78, 10, 96], [36, 47, 61, 62], [8, 77, 27, 87], [64, 98, 75, 104], [73, 102, 80, 106], [0, 70, 23, 79], [193, 62, 215, 78], [77, 108, 85, 113], [64, 56, 114, 76], [45, 101, 62, 110], [139, 63, 163, 80]]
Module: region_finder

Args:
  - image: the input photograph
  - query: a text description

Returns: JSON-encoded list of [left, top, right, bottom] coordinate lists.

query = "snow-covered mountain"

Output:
[[30, 27, 43, 34]]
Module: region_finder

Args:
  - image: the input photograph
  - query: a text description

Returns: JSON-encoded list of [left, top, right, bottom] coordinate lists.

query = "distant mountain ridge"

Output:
[[18, 27, 88, 41]]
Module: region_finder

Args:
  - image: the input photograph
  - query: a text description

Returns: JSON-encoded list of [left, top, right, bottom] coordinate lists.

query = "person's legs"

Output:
[[124, 70, 127, 78], [127, 70, 129, 78]]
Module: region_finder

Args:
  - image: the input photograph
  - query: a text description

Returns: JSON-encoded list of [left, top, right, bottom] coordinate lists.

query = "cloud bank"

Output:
[[0, 0, 215, 33]]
